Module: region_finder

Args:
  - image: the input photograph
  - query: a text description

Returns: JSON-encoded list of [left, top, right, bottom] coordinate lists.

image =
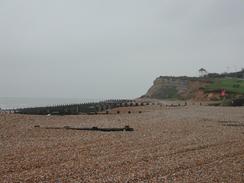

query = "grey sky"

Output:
[[0, 0, 243, 99]]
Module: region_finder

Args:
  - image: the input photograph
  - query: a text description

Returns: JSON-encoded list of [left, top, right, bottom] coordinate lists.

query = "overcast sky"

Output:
[[0, 0, 243, 99]]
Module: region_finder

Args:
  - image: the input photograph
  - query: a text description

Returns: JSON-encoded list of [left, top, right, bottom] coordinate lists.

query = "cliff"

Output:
[[142, 76, 205, 100], [142, 70, 244, 101], [143, 75, 244, 101]]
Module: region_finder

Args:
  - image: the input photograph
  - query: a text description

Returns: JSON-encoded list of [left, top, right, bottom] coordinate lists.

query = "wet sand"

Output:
[[0, 105, 244, 182]]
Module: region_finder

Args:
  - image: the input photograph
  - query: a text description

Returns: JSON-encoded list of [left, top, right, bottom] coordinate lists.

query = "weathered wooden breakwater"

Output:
[[12, 99, 149, 115]]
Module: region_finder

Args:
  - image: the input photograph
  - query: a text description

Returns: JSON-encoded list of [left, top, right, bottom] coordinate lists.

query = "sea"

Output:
[[0, 97, 102, 109]]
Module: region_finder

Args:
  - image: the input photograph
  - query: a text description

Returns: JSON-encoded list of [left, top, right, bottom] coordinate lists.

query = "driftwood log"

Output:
[[34, 125, 134, 132]]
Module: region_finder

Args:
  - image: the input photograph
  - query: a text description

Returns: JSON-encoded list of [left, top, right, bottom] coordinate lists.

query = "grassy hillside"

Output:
[[204, 79, 244, 94]]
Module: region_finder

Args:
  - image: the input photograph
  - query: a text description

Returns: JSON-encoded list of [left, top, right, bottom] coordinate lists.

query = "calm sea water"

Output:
[[0, 97, 102, 109]]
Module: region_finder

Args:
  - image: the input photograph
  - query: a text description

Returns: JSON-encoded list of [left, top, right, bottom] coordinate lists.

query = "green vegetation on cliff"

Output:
[[204, 79, 244, 94]]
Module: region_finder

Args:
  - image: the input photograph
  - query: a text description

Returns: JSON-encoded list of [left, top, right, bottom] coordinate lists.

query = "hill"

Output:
[[142, 70, 244, 101]]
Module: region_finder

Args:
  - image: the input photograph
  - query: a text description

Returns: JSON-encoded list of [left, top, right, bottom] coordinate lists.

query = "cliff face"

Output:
[[143, 76, 205, 100], [143, 70, 244, 101]]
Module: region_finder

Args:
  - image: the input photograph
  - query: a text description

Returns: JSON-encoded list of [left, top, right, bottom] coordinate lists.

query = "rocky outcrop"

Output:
[[142, 76, 206, 100], [143, 70, 244, 101]]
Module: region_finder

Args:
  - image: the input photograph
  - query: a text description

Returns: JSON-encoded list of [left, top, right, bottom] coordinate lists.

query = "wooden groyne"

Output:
[[11, 99, 149, 115]]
